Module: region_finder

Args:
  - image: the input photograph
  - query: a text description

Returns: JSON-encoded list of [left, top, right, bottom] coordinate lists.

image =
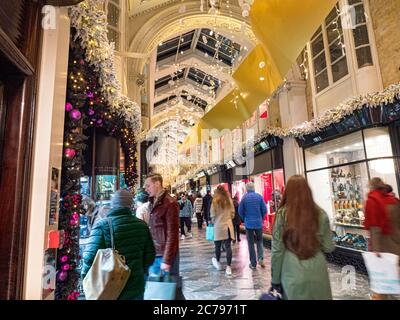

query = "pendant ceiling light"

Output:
[[45, 0, 85, 6]]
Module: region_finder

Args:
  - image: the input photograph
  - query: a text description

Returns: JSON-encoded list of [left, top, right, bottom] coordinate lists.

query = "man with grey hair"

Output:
[[239, 182, 267, 269]]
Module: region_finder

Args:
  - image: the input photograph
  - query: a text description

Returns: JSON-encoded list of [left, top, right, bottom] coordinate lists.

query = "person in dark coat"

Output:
[[202, 190, 213, 226], [232, 194, 242, 243], [81, 189, 155, 300]]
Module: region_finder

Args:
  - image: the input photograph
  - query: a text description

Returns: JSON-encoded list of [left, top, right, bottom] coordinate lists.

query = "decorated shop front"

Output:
[[247, 138, 285, 235], [297, 96, 400, 272]]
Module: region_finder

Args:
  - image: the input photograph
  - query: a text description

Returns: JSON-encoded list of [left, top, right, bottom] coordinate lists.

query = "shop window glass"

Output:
[[311, 27, 329, 93], [364, 127, 393, 158], [307, 169, 335, 223], [315, 70, 329, 93], [95, 175, 117, 204], [107, 2, 119, 28], [369, 159, 399, 196], [348, 1, 373, 68], [353, 25, 369, 48], [305, 130, 364, 171], [307, 162, 369, 228], [325, 4, 348, 83], [332, 56, 348, 82], [356, 46, 373, 68]]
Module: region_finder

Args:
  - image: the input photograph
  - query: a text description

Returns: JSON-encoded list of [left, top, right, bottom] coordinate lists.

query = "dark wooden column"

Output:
[[0, 0, 43, 299]]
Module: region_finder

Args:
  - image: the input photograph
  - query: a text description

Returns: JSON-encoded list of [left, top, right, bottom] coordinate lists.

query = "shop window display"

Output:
[[95, 175, 117, 204], [232, 179, 248, 201], [305, 126, 398, 252], [249, 169, 285, 234]]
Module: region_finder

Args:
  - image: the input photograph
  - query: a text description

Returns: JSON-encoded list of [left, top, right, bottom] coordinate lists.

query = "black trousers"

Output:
[[180, 217, 191, 235], [196, 212, 203, 229], [233, 223, 241, 241], [214, 229, 233, 266]]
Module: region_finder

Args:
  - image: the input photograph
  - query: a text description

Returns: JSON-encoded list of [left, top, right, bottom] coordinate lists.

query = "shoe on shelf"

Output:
[[225, 266, 232, 276], [180, 235, 185, 240], [249, 264, 257, 270], [187, 232, 193, 239], [259, 260, 266, 268], [212, 257, 222, 271]]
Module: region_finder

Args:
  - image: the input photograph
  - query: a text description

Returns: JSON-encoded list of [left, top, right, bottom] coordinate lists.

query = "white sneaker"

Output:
[[187, 232, 193, 239], [180, 235, 185, 240], [225, 266, 232, 276], [212, 257, 222, 271]]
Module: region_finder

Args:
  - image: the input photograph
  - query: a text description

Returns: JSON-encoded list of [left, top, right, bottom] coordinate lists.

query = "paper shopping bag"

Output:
[[362, 252, 400, 294]]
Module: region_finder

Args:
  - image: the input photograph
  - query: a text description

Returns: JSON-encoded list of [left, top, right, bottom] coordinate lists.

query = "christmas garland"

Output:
[[69, 0, 141, 133], [56, 38, 138, 300]]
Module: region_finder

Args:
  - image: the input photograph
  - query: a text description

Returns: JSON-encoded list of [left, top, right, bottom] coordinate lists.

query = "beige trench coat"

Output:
[[210, 200, 235, 241]]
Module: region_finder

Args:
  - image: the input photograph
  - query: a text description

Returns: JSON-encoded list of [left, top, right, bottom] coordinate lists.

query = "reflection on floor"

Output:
[[179, 227, 373, 300]]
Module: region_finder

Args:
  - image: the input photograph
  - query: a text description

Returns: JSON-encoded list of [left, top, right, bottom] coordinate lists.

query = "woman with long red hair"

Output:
[[271, 175, 334, 299]]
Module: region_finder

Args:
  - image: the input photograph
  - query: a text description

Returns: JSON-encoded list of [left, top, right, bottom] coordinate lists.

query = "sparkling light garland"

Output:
[[70, 0, 141, 133]]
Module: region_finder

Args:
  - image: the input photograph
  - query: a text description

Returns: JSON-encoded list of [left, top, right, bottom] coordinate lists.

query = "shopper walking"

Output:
[[210, 186, 235, 276], [239, 182, 267, 269], [202, 190, 213, 226], [193, 193, 204, 229], [178, 193, 193, 239], [270, 175, 334, 300], [364, 178, 400, 300], [232, 194, 242, 243], [81, 189, 155, 300], [144, 173, 185, 299]]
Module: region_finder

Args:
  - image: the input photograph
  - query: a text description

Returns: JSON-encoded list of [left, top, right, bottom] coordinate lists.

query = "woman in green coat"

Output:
[[271, 175, 335, 300], [81, 189, 155, 300]]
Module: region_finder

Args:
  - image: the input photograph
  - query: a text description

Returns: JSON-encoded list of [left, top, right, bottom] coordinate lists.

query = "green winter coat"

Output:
[[81, 207, 155, 299], [271, 207, 335, 300]]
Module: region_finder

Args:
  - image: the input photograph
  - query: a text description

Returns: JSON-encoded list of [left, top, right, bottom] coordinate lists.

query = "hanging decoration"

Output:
[[70, 0, 141, 133]]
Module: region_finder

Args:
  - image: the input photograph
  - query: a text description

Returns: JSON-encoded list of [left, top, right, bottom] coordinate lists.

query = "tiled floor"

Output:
[[180, 227, 373, 300]]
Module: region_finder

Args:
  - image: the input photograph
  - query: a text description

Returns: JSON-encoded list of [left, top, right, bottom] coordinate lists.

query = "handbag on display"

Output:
[[144, 272, 177, 300], [206, 224, 214, 241], [83, 218, 131, 300]]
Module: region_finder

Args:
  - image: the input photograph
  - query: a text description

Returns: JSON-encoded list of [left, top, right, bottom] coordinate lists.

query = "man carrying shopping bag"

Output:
[[144, 173, 185, 300]]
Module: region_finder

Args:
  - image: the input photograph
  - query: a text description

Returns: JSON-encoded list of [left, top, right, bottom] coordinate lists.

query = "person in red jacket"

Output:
[[364, 177, 400, 300]]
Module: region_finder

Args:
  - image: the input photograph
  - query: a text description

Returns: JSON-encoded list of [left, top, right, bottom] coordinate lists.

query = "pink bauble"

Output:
[[72, 213, 79, 221], [64, 148, 76, 158], [88, 109, 95, 116], [62, 264, 70, 271], [69, 109, 82, 121], [65, 102, 73, 112], [57, 271, 68, 282], [61, 255, 69, 263]]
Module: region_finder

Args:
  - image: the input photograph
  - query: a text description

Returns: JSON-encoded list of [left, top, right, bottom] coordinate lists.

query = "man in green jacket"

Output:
[[81, 189, 155, 300]]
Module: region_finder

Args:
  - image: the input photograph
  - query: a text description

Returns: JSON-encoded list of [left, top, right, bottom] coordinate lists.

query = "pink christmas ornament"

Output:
[[65, 102, 73, 111], [64, 148, 76, 158], [57, 271, 68, 282], [62, 264, 70, 271], [88, 109, 95, 116], [69, 109, 82, 121], [61, 255, 69, 263]]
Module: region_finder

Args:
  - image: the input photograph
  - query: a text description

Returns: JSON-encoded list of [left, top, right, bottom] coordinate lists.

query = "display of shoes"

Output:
[[332, 232, 368, 251]]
